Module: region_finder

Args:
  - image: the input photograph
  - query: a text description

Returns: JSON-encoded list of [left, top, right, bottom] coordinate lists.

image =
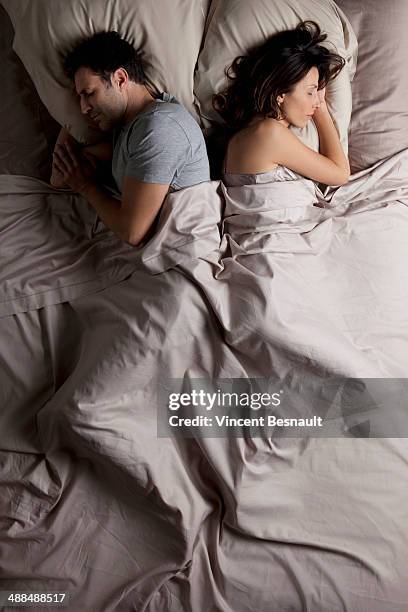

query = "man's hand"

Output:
[[53, 142, 97, 194], [50, 162, 67, 189]]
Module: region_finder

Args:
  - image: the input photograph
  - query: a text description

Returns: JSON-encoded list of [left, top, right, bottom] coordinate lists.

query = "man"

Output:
[[52, 31, 210, 246]]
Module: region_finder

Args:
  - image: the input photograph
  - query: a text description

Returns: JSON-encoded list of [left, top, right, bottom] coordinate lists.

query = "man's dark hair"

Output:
[[64, 31, 146, 85]]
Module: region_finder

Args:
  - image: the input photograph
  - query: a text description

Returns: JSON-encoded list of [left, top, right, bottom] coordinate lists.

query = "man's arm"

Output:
[[80, 177, 169, 245], [82, 140, 113, 162], [53, 141, 169, 246]]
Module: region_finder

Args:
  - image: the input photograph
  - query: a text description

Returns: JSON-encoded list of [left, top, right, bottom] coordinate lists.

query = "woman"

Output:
[[212, 21, 350, 187]]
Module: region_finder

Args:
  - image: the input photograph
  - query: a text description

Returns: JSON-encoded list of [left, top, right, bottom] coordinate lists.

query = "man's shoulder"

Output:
[[128, 95, 202, 149], [146, 95, 198, 132]]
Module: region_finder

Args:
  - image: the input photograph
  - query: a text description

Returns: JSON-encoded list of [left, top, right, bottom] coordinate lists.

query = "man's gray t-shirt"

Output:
[[112, 92, 210, 192]]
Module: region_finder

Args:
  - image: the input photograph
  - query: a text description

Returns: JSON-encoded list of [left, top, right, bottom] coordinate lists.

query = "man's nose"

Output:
[[80, 96, 91, 115]]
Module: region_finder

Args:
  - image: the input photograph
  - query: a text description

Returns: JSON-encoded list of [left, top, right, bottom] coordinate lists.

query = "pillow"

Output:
[[1, 0, 211, 143], [0, 5, 59, 179], [336, 0, 408, 172], [194, 0, 358, 153]]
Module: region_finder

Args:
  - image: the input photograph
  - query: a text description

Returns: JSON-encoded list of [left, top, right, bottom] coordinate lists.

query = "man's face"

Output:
[[74, 66, 127, 131]]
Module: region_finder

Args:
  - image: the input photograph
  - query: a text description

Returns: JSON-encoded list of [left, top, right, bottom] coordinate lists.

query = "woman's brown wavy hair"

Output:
[[212, 20, 345, 132]]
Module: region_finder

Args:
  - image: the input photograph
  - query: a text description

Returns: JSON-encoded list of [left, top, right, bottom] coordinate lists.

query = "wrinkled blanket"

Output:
[[2, 150, 408, 611]]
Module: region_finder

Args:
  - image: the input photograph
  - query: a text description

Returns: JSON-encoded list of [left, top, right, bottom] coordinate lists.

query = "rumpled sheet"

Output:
[[2, 150, 408, 611]]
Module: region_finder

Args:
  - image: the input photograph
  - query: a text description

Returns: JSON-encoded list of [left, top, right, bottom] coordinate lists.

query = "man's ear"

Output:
[[113, 68, 128, 90]]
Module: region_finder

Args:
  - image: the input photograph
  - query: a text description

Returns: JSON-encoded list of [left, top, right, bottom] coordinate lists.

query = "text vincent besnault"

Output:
[[168, 414, 324, 428]]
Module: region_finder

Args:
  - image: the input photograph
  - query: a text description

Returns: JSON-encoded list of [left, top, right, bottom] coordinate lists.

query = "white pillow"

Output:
[[1, 0, 210, 143], [195, 0, 358, 153]]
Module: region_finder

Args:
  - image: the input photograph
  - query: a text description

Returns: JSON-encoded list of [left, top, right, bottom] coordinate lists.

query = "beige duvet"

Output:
[[1, 150, 408, 610]]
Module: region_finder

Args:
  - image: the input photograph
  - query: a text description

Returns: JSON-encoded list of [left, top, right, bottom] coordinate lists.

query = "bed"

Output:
[[1, 1, 408, 611]]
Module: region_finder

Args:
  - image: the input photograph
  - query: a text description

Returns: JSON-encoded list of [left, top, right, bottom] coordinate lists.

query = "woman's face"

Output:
[[277, 66, 321, 128]]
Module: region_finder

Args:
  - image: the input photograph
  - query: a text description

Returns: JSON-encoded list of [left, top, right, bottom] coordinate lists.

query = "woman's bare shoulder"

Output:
[[235, 117, 286, 141], [226, 118, 286, 173]]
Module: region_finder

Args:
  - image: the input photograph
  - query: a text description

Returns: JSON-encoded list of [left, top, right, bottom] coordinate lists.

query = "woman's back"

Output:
[[224, 118, 285, 175]]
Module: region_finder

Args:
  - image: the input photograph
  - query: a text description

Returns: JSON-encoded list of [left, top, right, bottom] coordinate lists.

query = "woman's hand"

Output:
[[314, 87, 328, 116]]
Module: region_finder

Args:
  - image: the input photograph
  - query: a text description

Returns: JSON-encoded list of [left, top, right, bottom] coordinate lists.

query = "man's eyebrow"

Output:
[[307, 84, 318, 89], [78, 88, 91, 95]]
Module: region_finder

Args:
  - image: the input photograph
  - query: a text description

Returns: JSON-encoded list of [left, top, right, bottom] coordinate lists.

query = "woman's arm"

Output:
[[312, 89, 350, 181]]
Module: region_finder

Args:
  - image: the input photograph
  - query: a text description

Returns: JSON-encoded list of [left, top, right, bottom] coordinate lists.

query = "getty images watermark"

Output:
[[166, 388, 322, 430], [158, 378, 328, 438], [157, 377, 408, 438]]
